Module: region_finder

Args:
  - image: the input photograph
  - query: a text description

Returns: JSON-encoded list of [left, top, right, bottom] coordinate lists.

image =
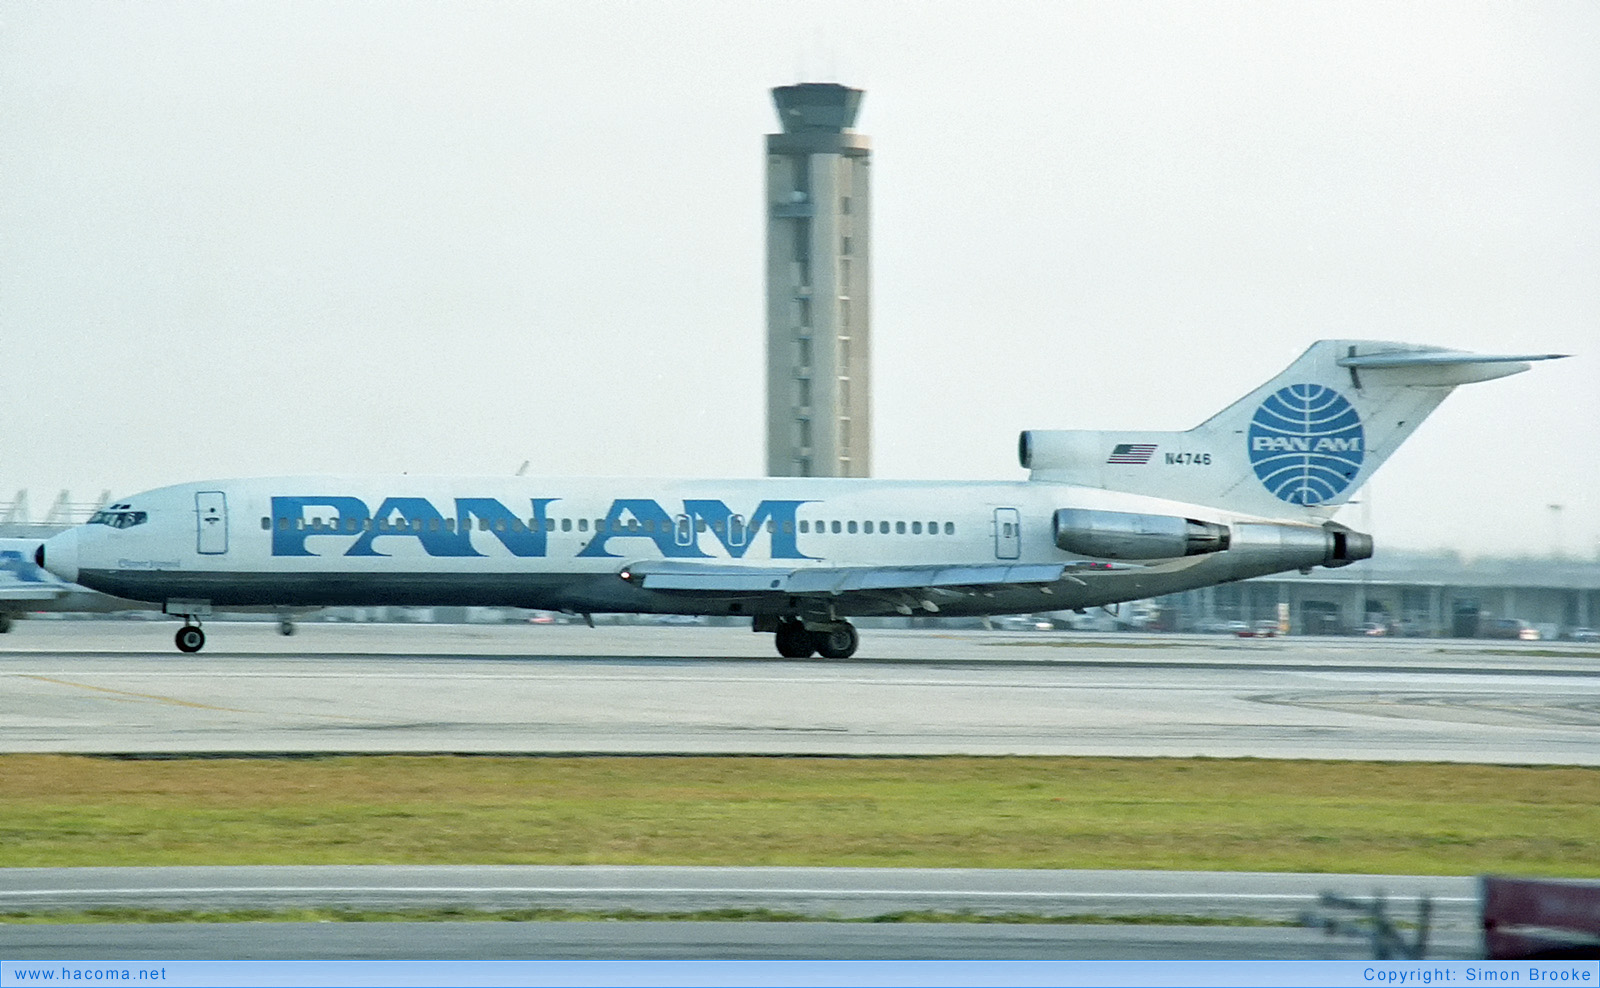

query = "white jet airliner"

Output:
[[37, 340, 1564, 657]]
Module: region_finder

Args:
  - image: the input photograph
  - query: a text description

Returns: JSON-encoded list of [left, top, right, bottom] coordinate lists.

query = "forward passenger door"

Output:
[[195, 491, 228, 555]]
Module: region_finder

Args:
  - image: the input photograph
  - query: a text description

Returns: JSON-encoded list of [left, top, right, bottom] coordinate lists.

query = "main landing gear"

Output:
[[174, 620, 206, 653], [773, 618, 859, 659]]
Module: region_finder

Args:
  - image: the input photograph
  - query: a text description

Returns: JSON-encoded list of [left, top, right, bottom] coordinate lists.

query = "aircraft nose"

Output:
[[38, 528, 80, 583]]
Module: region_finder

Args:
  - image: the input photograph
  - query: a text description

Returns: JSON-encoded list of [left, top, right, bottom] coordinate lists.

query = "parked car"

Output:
[[1236, 620, 1279, 638], [1482, 618, 1539, 641], [993, 615, 1055, 631]]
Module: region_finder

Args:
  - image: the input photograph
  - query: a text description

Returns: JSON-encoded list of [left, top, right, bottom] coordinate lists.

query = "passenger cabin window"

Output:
[[944, 522, 955, 535]]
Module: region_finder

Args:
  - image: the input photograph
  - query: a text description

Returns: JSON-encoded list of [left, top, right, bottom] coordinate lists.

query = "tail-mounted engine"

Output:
[[1225, 520, 1373, 569], [1052, 509, 1230, 560], [1052, 508, 1371, 570]]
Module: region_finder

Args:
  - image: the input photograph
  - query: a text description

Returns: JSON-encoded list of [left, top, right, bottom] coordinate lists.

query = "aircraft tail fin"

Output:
[[1020, 340, 1567, 520]]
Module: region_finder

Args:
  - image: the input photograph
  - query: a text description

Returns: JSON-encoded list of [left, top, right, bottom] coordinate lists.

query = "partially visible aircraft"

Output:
[[37, 340, 1565, 656], [2, 536, 306, 635], [0, 537, 142, 631]]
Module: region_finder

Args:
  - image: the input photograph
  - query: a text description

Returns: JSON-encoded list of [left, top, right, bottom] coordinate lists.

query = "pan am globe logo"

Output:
[[1247, 385, 1365, 505]]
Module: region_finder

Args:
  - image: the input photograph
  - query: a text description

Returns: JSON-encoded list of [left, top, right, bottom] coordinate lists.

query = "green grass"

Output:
[[0, 755, 1595, 876]]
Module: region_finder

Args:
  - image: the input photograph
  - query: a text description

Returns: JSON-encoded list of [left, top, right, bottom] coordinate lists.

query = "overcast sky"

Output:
[[2, 2, 1595, 558]]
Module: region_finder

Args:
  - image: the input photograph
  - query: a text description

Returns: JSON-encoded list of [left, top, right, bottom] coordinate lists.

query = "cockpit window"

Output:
[[88, 510, 148, 529]]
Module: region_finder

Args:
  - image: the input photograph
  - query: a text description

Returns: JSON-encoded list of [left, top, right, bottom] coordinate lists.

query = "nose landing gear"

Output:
[[174, 621, 206, 653], [164, 600, 212, 653]]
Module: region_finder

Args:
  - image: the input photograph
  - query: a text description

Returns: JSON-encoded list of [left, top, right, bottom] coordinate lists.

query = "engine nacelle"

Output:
[[1020, 430, 1101, 471], [1053, 508, 1231, 560], [1229, 521, 1374, 570]]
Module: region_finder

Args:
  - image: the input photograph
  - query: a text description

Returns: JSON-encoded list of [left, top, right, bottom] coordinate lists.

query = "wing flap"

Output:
[[639, 569, 790, 592], [633, 562, 1067, 595]]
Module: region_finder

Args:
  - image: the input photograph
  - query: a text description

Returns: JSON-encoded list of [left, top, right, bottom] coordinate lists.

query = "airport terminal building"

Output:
[[1153, 550, 1600, 640]]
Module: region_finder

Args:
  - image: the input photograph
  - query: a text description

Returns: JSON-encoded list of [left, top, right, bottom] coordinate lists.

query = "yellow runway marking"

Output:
[[18, 675, 244, 712]]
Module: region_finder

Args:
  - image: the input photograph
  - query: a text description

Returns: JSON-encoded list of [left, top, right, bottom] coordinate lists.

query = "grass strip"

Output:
[[1, 755, 1594, 875]]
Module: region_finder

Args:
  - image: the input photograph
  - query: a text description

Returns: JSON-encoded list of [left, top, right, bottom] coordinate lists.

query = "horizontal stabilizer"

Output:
[[1337, 350, 1568, 368]]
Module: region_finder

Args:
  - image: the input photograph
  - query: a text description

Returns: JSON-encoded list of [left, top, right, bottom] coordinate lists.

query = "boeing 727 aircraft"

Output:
[[37, 340, 1564, 656]]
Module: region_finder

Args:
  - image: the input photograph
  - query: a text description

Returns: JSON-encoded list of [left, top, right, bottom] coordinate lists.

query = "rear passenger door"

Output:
[[993, 507, 1021, 560]]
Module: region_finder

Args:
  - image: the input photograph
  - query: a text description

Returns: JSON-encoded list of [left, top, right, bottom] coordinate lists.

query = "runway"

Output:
[[2, 621, 1596, 762], [0, 865, 1482, 960], [0, 864, 1479, 921], [0, 918, 1479, 961]]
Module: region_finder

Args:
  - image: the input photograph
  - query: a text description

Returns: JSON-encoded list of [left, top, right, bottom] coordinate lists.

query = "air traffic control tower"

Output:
[[765, 83, 871, 478]]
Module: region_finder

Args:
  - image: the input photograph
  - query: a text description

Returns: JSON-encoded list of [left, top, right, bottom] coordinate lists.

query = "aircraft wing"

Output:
[[0, 586, 66, 602], [628, 561, 1068, 595]]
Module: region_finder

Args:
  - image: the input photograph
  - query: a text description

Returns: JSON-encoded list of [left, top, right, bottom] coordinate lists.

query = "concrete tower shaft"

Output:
[[765, 83, 871, 478]]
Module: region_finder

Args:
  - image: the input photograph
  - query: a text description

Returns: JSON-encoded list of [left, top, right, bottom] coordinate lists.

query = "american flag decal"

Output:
[[1107, 443, 1157, 465]]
